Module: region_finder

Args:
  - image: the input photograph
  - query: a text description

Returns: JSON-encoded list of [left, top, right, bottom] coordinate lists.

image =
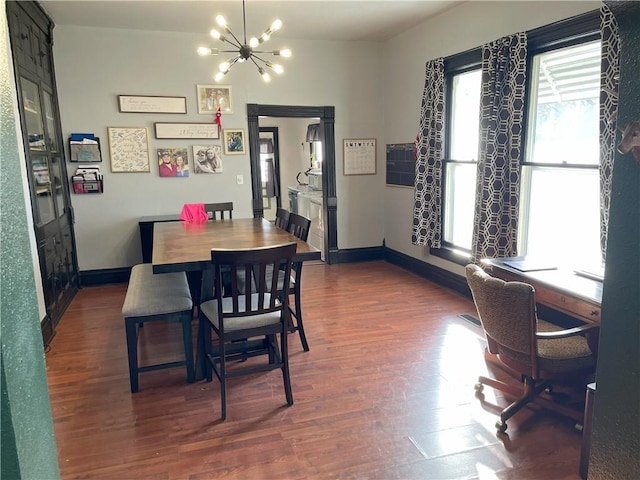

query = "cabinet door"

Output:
[[8, 0, 79, 343]]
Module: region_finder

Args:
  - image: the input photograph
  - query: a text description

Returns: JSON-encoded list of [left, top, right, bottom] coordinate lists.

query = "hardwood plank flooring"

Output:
[[46, 261, 585, 479]]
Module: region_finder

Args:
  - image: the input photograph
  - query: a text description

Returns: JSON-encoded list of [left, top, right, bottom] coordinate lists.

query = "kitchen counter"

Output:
[[287, 185, 320, 194]]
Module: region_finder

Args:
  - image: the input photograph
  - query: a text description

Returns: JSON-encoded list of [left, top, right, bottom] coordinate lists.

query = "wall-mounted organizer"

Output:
[[71, 165, 103, 194], [69, 133, 102, 162]]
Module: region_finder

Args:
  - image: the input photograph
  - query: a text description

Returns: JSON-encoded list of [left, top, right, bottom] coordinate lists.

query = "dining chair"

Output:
[[465, 264, 600, 433], [198, 242, 297, 420], [274, 207, 290, 229], [284, 213, 312, 351], [232, 212, 311, 350], [205, 202, 234, 220]]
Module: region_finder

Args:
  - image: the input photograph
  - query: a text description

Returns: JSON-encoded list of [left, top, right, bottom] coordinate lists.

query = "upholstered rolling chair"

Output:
[[205, 202, 233, 220], [465, 264, 599, 433], [274, 208, 290, 229], [199, 243, 297, 420]]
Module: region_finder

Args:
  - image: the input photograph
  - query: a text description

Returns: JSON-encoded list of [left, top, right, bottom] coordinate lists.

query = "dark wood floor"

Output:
[[46, 261, 585, 479]]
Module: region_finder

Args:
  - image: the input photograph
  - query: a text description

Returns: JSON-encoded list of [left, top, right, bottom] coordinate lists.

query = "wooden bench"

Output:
[[122, 264, 194, 392]]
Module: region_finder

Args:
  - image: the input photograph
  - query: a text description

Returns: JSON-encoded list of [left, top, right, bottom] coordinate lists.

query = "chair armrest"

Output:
[[536, 322, 600, 340]]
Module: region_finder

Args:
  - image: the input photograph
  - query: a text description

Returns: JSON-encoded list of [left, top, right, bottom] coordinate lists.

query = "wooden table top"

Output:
[[152, 218, 321, 273]]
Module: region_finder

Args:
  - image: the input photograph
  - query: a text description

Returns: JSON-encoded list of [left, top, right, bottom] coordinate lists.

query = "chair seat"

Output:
[[200, 294, 282, 331], [537, 319, 595, 371]]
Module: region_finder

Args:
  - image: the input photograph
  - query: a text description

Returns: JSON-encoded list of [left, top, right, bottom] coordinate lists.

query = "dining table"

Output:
[[151, 217, 321, 274], [151, 217, 321, 380]]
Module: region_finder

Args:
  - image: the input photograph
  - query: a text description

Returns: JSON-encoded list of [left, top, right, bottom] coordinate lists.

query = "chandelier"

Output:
[[197, 0, 291, 83]]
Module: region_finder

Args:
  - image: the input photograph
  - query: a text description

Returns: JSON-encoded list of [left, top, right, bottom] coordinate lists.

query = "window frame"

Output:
[[430, 48, 481, 265], [429, 9, 600, 266], [518, 14, 601, 261]]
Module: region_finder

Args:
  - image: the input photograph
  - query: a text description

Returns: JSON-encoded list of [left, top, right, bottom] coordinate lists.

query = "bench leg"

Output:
[[180, 312, 195, 383], [125, 318, 139, 393]]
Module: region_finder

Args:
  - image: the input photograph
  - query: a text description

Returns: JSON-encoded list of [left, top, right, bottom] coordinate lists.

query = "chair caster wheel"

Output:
[[474, 382, 484, 392], [496, 420, 507, 433]]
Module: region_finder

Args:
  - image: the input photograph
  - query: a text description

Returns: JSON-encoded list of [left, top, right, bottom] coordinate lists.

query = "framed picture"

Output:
[[118, 95, 187, 114], [157, 148, 190, 177], [223, 129, 245, 155], [154, 122, 220, 139], [192, 145, 223, 173], [107, 127, 150, 173], [197, 85, 233, 114], [343, 138, 377, 175]]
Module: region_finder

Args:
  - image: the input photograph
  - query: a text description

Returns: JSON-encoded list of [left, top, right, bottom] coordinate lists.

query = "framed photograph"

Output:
[[118, 95, 187, 114], [154, 122, 220, 140], [157, 148, 190, 177], [343, 138, 377, 175], [192, 145, 223, 173], [197, 85, 233, 114], [223, 129, 245, 155], [107, 127, 150, 173]]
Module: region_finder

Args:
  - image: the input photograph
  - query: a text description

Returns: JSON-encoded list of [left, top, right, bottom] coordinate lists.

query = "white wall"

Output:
[[382, 0, 601, 274], [53, 27, 385, 270]]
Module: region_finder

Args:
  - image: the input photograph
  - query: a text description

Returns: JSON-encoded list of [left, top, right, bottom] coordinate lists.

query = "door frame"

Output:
[[247, 104, 337, 264]]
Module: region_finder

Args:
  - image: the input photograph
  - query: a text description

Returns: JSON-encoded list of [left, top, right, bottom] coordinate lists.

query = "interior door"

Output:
[[259, 127, 281, 222]]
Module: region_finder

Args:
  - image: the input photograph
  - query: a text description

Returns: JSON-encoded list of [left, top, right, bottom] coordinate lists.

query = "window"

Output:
[[519, 40, 602, 268], [438, 51, 482, 262]]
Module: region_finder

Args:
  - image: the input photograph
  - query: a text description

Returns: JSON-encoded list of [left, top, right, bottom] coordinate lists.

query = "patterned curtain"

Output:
[[599, 5, 620, 261], [471, 33, 527, 262], [412, 58, 445, 247]]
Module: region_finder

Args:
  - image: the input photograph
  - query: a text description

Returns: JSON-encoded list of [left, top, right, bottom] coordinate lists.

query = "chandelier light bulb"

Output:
[[271, 19, 283, 31], [210, 29, 221, 39], [216, 15, 227, 28], [214, 71, 225, 82], [197, 47, 212, 56], [249, 37, 259, 48], [260, 32, 271, 42], [258, 68, 271, 82], [266, 61, 284, 74], [278, 48, 292, 58], [219, 61, 230, 72]]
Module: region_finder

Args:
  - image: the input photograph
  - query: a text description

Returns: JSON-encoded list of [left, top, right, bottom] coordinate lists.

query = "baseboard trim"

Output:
[[383, 247, 471, 299], [80, 267, 131, 287], [333, 246, 385, 263], [41, 314, 55, 348]]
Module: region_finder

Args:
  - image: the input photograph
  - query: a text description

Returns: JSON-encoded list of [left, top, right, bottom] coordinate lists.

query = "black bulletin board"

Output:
[[386, 143, 415, 187]]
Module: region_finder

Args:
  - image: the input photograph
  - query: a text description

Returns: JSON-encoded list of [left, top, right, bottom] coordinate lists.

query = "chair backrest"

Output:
[[274, 208, 290, 229], [205, 202, 234, 220], [210, 243, 297, 323], [465, 264, 538, 371], [287, 212, 311, 241]]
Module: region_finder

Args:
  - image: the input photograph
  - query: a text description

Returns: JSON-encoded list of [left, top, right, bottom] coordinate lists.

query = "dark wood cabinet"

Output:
[[6, 1, 79, 346]]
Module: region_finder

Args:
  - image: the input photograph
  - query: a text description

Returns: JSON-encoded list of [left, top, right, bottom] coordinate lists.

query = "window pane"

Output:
[[521, 166, 600, 266], [527, 41, 601, 165], [443, 163, 476, 250], [450, 70, 482, 161]]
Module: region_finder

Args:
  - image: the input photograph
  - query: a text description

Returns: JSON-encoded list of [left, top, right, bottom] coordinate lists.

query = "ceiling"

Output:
[[39, 1, 460, 43]]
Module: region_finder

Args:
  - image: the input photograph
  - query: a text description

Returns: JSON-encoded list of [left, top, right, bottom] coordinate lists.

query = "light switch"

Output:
[[236, 174, 244, 185]]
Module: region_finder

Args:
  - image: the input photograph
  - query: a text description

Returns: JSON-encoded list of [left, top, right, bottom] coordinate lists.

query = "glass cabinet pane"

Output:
[[43, 90, 59, 152], [32, 155, 55, 225], [51, 155, 65, 218], [21, 77, 46, 151]]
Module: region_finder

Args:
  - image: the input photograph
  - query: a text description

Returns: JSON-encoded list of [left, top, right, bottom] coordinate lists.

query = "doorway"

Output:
[[259, 127, 282, 222], [247, 104, 337, 264]]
